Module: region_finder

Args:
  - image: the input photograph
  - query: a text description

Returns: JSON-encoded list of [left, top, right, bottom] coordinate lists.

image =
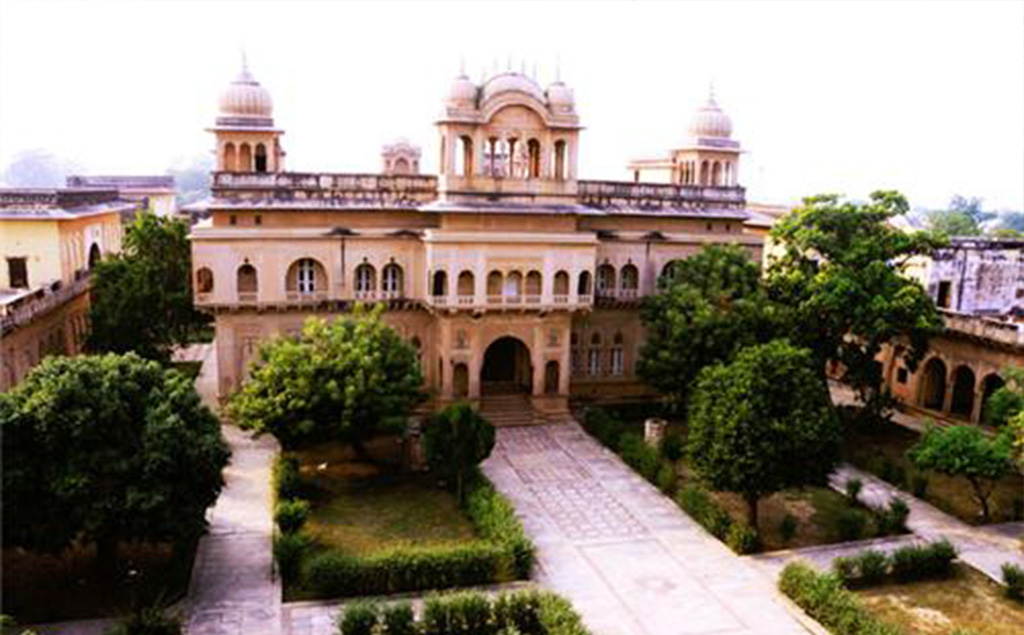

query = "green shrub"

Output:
[[726, 523, 758, 554], [876, 498, 909, 536], [656, 462, 676, 494], [104, 605, 182, 635], [677, 484, 733, 539], [339, 601, 379, 635], [618, 433, 661, 482], [832, 556, 857, 586], [464, 474, 535, 579], [306, 543, 503, 598], [845, 478, 863, 503], [856, 550, 890, 586], [1001, 562, 1024, 602], [890, 540, 957, 582], [274, 455, 302, 500], [835, 507, 867, 541], [536, 592, 590, 635], [382, 602, 417, 635], [493, 591, 543, 635], [660, 432, 684, 462], [779, 514, 798, 543], [275, 498, 310, 534], [778, 562, 903, 635], [583, 408, 625, 448], [273, 531, 309, 583]]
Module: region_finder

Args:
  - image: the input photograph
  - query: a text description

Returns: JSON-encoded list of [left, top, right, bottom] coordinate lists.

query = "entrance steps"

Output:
[[480, 394, 537, 427]]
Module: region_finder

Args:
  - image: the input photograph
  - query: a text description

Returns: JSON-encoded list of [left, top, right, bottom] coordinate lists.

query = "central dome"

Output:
[[218, 64, 273, 120], [688, 94, 732, 139], [480, 71, 545, 104]]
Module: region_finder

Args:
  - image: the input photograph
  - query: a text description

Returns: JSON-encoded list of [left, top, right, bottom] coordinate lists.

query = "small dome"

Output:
[[688, 94, 732, 139], [480, 71, 545, 104], [446, 73, 478, 108], [218, 64, 273, 119], [546, 80, 574, 112]]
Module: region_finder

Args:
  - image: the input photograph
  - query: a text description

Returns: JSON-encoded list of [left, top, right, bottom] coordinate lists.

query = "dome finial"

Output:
[[459, 55, 466, 77], [708, 79, 716, 102]]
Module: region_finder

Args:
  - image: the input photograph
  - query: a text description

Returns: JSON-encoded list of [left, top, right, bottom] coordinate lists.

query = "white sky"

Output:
[[1, 0, 1021, 209]]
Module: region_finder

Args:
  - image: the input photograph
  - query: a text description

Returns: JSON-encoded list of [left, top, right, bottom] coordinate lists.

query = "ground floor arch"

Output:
[[919, 357, 947, 410], [950, 365, 976, 418], [481, 336, 532, 395]]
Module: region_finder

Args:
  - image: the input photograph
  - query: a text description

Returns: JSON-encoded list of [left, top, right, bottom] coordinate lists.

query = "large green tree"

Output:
[[767, 191, 947, 414], [227, 307, 424, 450], [638, 244, 778, 410], [87, 213, 210, 362], [687, 340, 841, 535], [909, 424, 1013, 522], [424, 402, 496, 503], [0, 354, 229, 570]]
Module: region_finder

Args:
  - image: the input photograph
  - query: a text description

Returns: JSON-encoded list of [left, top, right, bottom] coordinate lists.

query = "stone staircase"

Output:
[[480, 393, 537, 427]]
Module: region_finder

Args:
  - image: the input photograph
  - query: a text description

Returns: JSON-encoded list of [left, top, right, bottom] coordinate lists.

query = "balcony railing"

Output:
[[0, 273, 91, 333], [941, 310, 1024, 349], [578, 179, 746, 211], [237, 292, 258, 304], [211, 172, 438, 207], [429, 293, 592, 310], [286, 291, 328, 303]]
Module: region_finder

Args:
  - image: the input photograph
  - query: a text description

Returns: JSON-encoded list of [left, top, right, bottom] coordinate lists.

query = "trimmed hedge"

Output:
[[779, 562, 903, 635], [1002, 562, 1024, 602], [273, 455, 302, 501], [465, 473, 536, 579], [275, 498, 310, 534], [676, 484, 756, 554], [831, 540, 958, 588], [337, 589, 590, 635]]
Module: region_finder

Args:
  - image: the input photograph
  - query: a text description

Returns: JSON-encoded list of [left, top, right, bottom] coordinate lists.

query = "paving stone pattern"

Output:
[[483, 423, 819, 635]]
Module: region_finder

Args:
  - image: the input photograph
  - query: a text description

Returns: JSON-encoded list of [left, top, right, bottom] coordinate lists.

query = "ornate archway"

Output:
[[481, 336, 531, 395]]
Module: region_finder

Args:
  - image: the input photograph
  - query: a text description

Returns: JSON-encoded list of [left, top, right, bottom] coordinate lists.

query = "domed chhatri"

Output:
[[546, 80, 575, 113], [216, 58, 274, 126], [447, 72, 478, 108], [688, 92, 733, 140], [480, 71, 547, 104]]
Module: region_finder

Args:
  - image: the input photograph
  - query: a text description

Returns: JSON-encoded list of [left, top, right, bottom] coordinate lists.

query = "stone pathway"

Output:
[[483, 424, 822, 635], [183, 343, 283, 635], [829, 464, 1024, 583]]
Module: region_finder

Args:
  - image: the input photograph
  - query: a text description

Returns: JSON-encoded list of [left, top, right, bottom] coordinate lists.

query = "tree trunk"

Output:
[[745, 493, 760, 534], [968, 477, 992, 523], [96, 534, 119, 578]]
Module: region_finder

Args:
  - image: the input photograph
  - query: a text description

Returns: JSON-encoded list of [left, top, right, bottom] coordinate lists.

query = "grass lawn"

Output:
[[845, 420, 1024, 524], [284, 439, 479, 600], [855, 564, 1024, 634], [1, 538, 196, 624]]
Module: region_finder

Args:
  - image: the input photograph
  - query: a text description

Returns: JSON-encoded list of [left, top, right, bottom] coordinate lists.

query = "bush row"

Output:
[[676, 484, 757, 554], [832, 540, 957, 587], [338, 589, 590, 635], [779, 562, 903, 635], [464, 472, 536, 579], [834, 498, 910, 542], [1002, 562, 1024, 602]]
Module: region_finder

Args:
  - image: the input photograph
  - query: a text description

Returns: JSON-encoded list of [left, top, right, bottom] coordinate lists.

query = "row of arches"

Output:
[[679, 159, 737, 187], [450, 336, 562, 398], [917, 357, 1004, 422], [451, 135, 569, 180], [223, 142, 269, 173], [196, 259, 407, 300]]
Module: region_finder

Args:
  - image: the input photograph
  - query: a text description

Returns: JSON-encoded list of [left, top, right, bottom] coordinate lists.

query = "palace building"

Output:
[[189, 61, 762, 420]]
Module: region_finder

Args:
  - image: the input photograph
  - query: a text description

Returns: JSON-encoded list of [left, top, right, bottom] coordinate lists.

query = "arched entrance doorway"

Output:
[[950, 365, 976, 418], [481, 336, 531, 395], [919, 357, 947, 411]]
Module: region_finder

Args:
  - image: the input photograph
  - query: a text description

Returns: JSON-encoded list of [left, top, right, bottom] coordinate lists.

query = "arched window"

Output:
[[950, 365, 976, 418], [224, 142, 237, 172], [355, 263, 376, 295], [660, 260, 683, 285], [431, 270, 447, 297], [239, 143, 253, 172], [88, 244, 101, 269], [392, 157, 410, 175], [620, 264, 639, 295], [297, 259, 317, 293], [527, 139, 541, 178], [459, 135, 474, 177], [237, 264, 258, 297], [700, 160, 709, 186], [596, 264, 616, 296], [487, 270, 503, 298], [712, 161, 722, 186], [196, 267, 214, 293], [525, 270, 542, 299], [544, 360, 560, 395], [255, 143, 268, 173], [570, 332, 581, 376], [577, 270, 592, 297], [553, 270, 569, 298], [919, 357, 947, 410], [724, 162, 732, 186], [457, 270, 474, 298], [554, 140, 567, 180], [610, 332, 624, 376], [505, 271, 523, 298], [383, 263, 404, 296], [285, 258, 326, 296], [588, 332, 602, 376]]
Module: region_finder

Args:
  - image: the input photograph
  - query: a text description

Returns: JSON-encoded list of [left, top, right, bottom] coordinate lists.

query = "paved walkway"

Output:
[[829, 464, 1024, 582], [483, 423, 822, 635], [183, 343, 283, 635]]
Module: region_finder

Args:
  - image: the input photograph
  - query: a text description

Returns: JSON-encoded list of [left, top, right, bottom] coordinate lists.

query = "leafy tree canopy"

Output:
[[0, 354, 229, 567], [424, 402, 496, 503], [909, 424, 1013, 522], [87, 213, 210, 362], [638, 244, 778, 409], [767, 191, 947, 410], [227, 306, 425, 449], [687, 339, 841, 534]]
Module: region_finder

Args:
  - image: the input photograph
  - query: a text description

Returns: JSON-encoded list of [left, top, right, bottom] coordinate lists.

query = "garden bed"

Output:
[[277, 437, 533, 601], [855, 563, 1024, 634], [844, 418, 1024, 524], [1, 538, 196, 624]]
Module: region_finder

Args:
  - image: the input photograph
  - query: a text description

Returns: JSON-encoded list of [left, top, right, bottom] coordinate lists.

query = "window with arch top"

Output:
[[355, 263, 376, 293], [383, 263, 404, 295]]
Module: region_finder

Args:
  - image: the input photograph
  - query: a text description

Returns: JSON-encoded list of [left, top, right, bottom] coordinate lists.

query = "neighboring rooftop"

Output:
[[66, 175, 175, 193], [0, 187, 137, 220]]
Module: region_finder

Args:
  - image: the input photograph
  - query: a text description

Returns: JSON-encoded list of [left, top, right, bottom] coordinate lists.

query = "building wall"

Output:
[[1, 290, 90, 390], [1, 221, 61, 288]]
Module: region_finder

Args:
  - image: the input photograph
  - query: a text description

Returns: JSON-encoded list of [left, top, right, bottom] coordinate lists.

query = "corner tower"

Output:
[[209, 58, 285, 173], [435, 66, 582, 205], [672, 88, 740, 186]]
